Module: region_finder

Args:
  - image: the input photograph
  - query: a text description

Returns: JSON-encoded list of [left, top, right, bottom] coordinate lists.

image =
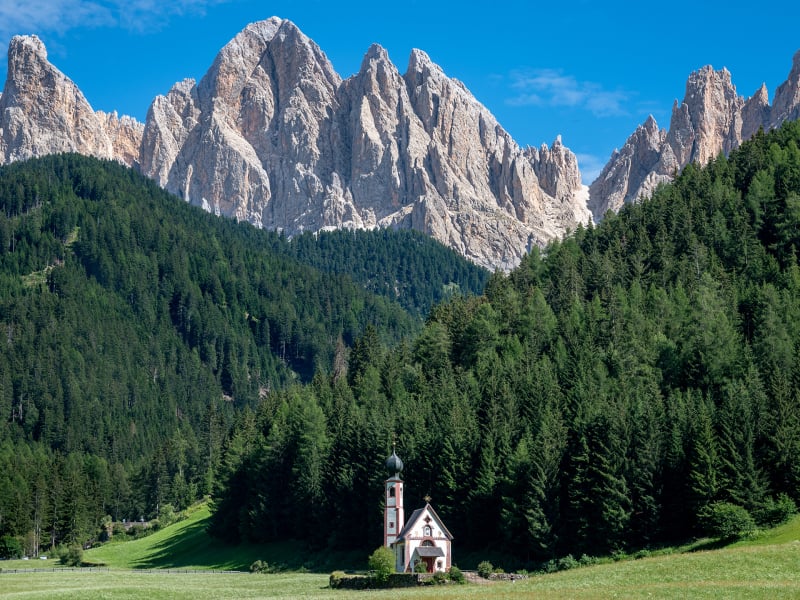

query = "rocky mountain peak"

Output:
[[0, 19, 589, 270], [356, 44, 395, 86], [589, 50, 800, 220], [771, 50, 800, 126], [587, 112, 668, 218], [678, 65, 743, 164], [407, 48, 435, 75], [8, 34, 47, 64], [364, 43, 389, 61], [0, 34, 142, 166], [136, 19, 590, 270]]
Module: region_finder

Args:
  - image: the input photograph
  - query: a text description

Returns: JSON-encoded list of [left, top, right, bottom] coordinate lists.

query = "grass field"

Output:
[[82, 504, 273, 571], [2, 509, 799, 598]]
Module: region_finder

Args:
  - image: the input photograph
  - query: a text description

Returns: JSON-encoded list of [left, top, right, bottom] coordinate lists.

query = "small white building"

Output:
[[383, 449, 453, 573]]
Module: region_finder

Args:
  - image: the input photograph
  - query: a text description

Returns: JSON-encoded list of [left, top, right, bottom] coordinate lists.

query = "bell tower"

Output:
[[384, 446, 404, 547]]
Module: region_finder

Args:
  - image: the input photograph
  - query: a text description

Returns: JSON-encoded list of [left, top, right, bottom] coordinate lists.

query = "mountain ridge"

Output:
[[589, 50, 800, 220], [0, 21, 799, 267], [0, 19, 589, 271]]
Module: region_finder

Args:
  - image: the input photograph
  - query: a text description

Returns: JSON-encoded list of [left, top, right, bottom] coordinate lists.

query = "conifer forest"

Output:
[[2, 122, 800, 565]]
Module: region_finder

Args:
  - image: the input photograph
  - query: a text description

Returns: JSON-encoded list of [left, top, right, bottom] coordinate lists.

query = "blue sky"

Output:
[[0, 0, 798, 182]]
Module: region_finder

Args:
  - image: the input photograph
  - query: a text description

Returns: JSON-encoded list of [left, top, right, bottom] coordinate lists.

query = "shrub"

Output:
[[126, 524, 143, 537], [329, 570, 346, 589], [476, 560, 493, 578], [368, 546, 395, 584], [432, 571, 448, 584], [413, 559, 428, 573], [158, 504, 177, 528], [557, 554, 579, 571], [0, 535, 23, 560], [755, 494, 797, 527], [448, 565, 465, 584], [58, 545, 83, 567], [250, 560, 266, 573], [579, 554, 597, 566], [249, 560, 283, 574], [700, 501, 757, 540], [493, 566, 505, 574]]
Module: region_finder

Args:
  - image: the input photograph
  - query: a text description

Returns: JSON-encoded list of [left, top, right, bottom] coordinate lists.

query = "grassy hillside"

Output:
[[86, 506, 800, 575], [83, 503, 362, 572], [2, 513, 799, 597]]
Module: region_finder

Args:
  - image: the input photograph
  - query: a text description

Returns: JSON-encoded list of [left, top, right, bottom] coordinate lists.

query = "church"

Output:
[[383, 449, 453, 573]]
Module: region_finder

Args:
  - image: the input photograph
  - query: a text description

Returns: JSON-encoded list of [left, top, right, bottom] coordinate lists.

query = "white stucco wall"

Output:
[[397, 506, 451, 572]]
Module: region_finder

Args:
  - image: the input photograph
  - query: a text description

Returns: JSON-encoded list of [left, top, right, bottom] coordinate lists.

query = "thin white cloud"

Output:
[[0, 1, 113, 41], [0, 0, 229, 41], [507, 68, 628, 117]]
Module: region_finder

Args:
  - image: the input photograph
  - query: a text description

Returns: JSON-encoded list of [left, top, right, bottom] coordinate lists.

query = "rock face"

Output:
[[1, 25, 799, 268], [138, 18, 589, 270], [0, 35, 143, 167], [589, 51, 800, 220]]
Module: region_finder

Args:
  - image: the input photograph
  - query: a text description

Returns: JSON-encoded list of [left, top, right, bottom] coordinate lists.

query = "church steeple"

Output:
[[384, 445, 404, 547]]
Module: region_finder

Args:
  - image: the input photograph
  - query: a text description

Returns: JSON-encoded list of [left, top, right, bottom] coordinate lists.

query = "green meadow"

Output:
[[2, 508, 799, 599]]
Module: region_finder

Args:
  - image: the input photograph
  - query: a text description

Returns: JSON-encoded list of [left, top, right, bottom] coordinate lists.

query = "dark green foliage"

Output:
[[368, 546, 395, 583], [58, 545, 83, 566], [208, 121, 800, 563], [0, 535, 23, 559], [754, 494, 797, 527], [0, 153, 443, 548], [329, 570, 346, 588], [431, 570, 448, 584], [557, 554, 579, 571], [6, 120, 800, 563], [477, 560, 493, 578], [249, 559, 283, 574], [698, 502, 756, 540], [283, 229, 488, 317], [448, 565, 465, 583]]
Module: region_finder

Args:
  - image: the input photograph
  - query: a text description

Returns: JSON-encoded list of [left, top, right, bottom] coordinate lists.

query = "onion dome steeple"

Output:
[[386, 447, 404, 476]]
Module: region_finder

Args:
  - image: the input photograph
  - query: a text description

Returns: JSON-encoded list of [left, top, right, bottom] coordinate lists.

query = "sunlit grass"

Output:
[[85, 502, 361, 572], [736, 513, 800, 547], [4, 507, 800, 598], [4, 540, 800, 599]]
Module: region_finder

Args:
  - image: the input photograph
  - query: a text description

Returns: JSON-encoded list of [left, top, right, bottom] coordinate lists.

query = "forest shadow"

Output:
[[130, 518, 362, 573], [685, 538, 730, 553]]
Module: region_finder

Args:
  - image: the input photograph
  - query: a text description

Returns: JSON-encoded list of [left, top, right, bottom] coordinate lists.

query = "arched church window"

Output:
[[421, 539, 434, 547], [388, 486, 395, 498], [423, 525, 432, 537]]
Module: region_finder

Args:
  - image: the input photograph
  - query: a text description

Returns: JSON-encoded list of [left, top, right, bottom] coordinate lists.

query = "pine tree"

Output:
[[687, 397, 720, 523]]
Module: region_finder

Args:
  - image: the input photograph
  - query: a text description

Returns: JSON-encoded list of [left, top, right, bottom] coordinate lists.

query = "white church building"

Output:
[[383, 449, 453, 573]]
